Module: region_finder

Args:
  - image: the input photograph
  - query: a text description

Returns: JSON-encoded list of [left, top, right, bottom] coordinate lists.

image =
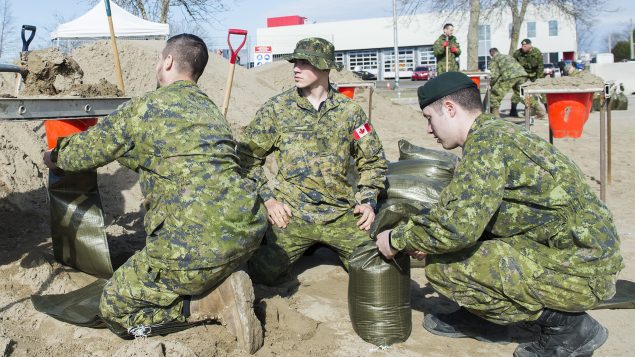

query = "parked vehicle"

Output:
[[352, 70, 377, 81], [411, 66, 432, 81], [543, 63, 558, 78]]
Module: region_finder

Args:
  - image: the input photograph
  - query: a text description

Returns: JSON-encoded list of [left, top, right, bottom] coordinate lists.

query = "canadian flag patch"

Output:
[[353, 122, 372, 140]]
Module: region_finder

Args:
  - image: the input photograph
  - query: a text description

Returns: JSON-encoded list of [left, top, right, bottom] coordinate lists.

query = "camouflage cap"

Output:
[[287, 37, 343, 71]]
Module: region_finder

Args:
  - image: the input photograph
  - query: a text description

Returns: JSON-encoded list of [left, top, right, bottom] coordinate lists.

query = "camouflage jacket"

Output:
[[238, 86, 387, 224], [513, 47, 545, 81], [433, 34, 461, 73], [391, 114, 623, 278], [490, 53, 528, 85], [54, 80, 267, 270]]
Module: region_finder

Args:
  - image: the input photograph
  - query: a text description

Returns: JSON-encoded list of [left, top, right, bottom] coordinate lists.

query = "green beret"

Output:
[[521, 38, 532, 45], [418, 72, 477, 109]]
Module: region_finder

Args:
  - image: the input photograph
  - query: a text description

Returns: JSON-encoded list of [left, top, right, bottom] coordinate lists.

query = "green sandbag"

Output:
[[382, 174, 445, 204], [370, 201, 430, 238], [31, 278, 204, 338], [387, 159, 454, 184], [48, 170, 113, 278], [398, 139, 459, 165], [348, 241, 411, 346], [593, 280, 635, 310]]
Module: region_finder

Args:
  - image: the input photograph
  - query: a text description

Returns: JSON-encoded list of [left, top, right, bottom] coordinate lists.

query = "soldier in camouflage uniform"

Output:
[[43, 34, 267, 353], [376, 72, 622, 357], [488, 47, 529, 118], [238, 38, 387, 286], [511, 38, 546, 117], [433, 23, 461, 74]]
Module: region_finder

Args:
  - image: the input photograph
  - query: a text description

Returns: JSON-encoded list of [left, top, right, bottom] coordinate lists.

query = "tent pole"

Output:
[[104, 0, 125, 94]]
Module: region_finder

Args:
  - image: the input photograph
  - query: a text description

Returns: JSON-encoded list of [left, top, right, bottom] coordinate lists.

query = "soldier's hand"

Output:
[[376, 230, 397, 259], [43, 149, 58, 170], [407, 250, 427, 261], [264, 198, 293, 229], [353, 204, 375, 231], [443, 41, 449, 47], [450, 46, 458, 53]]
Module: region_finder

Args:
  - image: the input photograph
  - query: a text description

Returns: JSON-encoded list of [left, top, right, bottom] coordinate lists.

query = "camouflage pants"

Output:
[[100, 248, 240, 329], [511, 78, 546, 107], [247, 212, 371, 286], [491, 77, 527, 110], [425, 239, 616, 325]]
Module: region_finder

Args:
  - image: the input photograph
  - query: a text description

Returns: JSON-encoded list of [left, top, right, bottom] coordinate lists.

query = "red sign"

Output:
[[255, 46, 272, 53]]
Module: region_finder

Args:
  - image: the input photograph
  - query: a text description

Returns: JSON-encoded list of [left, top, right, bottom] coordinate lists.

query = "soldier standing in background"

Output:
[[511, 38, 545, 117], [375, 72, 622, 357], [433, 23, 461, 74], [43, 34, 268, 354], [239, 37, 387, 286], [488, 48, 540, 118]]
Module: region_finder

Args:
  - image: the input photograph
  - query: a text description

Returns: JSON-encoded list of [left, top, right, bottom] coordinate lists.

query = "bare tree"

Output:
[[0, 0, 15, 60], [87, 0, 231, 24]]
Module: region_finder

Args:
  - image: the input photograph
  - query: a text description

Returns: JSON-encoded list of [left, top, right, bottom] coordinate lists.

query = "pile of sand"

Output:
[[524, 70, 605, 90]]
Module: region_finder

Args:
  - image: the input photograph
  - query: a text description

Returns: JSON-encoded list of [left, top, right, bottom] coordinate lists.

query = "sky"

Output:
[[2, 0, 634, 60]]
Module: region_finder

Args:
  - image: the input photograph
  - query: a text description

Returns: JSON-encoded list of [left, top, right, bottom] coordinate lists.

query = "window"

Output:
[[347, 50, 378, 71], [382, 48, 415, 76], [478, 24, 491, 57], [549, 20, 558, 36], [417, 46, 435, 66], [335, 52, 345, 68], [527, 21, 536, 38]]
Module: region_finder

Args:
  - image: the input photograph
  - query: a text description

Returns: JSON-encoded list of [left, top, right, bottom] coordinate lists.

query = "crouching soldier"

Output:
[[44, 34, 268, 354]]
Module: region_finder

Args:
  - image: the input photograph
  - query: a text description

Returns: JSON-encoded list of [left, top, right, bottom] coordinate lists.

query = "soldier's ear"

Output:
[[163, 54, 174, 71]]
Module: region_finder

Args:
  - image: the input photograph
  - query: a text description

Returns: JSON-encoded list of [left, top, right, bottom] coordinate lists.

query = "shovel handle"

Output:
[[21, 25, 36, 52], [227, 29, 248, 64]]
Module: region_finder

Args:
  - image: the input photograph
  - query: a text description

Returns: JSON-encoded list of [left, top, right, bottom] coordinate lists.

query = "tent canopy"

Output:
[[51, 0, 169, 40]]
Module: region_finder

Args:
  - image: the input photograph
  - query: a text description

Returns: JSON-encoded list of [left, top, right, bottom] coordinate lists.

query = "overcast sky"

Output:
[[3, 0, 634, 60]]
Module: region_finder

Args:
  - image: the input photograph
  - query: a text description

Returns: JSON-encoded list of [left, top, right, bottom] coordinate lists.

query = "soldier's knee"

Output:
[[247, 246, 292, 286]]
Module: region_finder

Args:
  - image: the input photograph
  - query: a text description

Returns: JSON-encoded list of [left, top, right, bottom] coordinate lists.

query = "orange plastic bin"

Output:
[[545, 93, 593, 139], [468, 75, 481, 89], [337, 86, 355, 99], [44, 118, 98, 149]]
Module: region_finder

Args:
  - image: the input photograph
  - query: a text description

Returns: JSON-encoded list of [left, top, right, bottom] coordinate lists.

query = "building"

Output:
[[256, 5, 577, 79]]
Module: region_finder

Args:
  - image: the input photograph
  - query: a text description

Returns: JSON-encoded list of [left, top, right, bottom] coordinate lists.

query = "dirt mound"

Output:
[[19, 48, 121, 97]]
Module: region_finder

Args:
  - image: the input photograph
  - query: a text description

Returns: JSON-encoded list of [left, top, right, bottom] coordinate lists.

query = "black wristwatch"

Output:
[[360, 198, 377, 210]]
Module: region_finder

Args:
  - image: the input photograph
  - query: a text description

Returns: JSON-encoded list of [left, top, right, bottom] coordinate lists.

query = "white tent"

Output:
[[51, 0, 169, 40]]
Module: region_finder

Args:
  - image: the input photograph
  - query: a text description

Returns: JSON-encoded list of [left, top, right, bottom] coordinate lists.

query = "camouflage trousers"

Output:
[[247, 212, 371, 286], [511, 78, 546, 107], [436, 59, 460, 75], [100, 248, 241, 329], [491, 76, 528, 110], [425, 239, 617, 325]]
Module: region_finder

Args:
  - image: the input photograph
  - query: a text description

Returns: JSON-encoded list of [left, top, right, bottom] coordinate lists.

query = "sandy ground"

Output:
[[0, 40, 634, 356]]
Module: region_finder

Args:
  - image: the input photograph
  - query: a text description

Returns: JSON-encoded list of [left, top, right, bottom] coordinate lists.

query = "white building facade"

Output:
[[256, 4, 577, 79]]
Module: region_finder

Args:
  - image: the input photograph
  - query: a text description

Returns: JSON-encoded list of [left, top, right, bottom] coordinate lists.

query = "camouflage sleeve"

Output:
[[533, 51, 545, 78], [237, 104, 278, 202], [512, 50, 520, 62], [432, 36, 446, 57], [489, 57, 500, 84], [389, 137, 506, 254], [453, 38, 461, 57], [351, 107, 387, 205], [55, 100, 137, 171]]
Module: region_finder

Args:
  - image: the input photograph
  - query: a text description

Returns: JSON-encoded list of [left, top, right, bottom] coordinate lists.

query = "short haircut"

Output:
[[489, 47, 499, 55], [428, 87, 483, 114], [443, 23, 453, 30], [162, 33, 209, 81]]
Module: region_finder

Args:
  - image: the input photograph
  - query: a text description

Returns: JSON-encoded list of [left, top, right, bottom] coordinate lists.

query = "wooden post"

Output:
[[105, 0, 125, 94]]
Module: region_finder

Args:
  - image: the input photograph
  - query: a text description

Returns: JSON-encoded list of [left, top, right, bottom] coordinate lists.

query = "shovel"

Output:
[[12, 25, 36, 96], [221, 29, 248, 117]]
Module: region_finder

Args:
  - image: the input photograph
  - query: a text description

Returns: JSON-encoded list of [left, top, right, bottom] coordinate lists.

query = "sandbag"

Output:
[[48, 170, 113, 278], [398, 139, 459, 165], [382, 174, 445, 204], [348, 241, 411, 346], [593, 280, 635, 310], [387, 159, 454, 184], [370, 201, 430, 238]]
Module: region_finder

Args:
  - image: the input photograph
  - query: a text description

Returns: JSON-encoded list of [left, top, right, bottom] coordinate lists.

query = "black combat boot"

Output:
[[513, 309, 608, 357], [509, 103, 519, 117], [423, 307, 511, 344]]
